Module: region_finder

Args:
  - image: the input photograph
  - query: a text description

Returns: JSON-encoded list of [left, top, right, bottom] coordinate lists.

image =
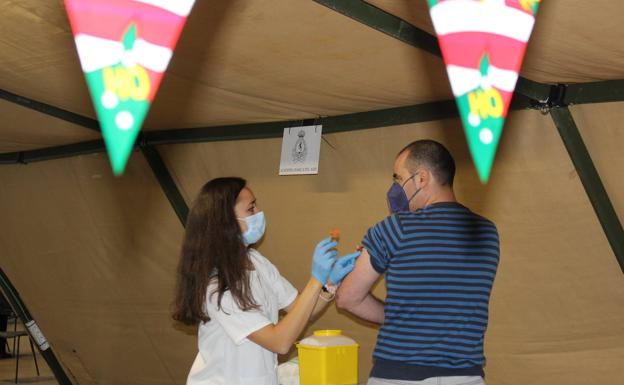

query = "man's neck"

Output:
[[423, 188, 457, 207]]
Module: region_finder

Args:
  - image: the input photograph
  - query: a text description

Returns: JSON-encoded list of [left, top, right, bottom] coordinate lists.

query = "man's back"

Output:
[[362, 202, 499, 380]]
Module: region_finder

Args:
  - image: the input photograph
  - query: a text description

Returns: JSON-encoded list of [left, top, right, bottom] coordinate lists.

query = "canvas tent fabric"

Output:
[[1, 109, 624, 385], [0, 1, 623, 385], [365, 0, 624, 84], [0, 0, 453, 132], [571, 102, 624, 220], [0, 99, 100, 152], [1, 0, 623, 143]]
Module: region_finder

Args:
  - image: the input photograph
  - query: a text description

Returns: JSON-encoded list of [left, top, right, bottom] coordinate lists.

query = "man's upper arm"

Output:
[[336, 248, 380, 306]]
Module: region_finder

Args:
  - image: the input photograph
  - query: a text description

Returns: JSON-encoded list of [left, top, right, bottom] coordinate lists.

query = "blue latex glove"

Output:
[[329, 251, 361, 285], [311, 237, 338, 284]]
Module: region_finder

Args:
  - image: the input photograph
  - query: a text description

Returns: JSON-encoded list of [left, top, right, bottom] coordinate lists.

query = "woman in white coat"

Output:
[[173, 177, 359, 385]]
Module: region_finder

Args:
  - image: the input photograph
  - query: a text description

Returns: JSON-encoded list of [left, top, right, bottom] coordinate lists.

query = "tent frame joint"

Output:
[[530, 84, 568, 114], [137, 133, 148, 149], [17, 152, 27, 165]]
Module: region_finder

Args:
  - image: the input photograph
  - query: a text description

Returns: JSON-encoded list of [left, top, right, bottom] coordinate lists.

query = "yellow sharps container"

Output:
[[296, 330, 359, 385]]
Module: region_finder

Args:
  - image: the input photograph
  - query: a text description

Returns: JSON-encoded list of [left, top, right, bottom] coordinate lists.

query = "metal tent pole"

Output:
[[140, 144, 189, 226], [550, 106, 624, 273], [0, 88, 99, 132], [0, 269, 73, 385]]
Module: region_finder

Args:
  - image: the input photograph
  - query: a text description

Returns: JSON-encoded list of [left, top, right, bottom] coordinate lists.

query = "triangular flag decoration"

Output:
[[428, 0, 540, 183], [64, 0, 196, 175]]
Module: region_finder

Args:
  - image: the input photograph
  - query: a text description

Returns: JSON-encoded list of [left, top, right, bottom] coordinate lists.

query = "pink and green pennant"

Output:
[[428, 0, 540, 183], [64, 0, 195, 175]]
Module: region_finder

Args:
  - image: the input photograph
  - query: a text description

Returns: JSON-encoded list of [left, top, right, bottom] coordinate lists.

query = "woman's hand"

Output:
[[310, 237, 338, 284], [329, 250, 361, 285]]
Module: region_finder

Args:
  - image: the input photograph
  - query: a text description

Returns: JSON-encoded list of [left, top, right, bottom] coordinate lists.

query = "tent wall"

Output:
[[0, 153, 195, 385], [1, 108, 623, 385], [157, 108, 623, 384], [570, 102, 624, 224]]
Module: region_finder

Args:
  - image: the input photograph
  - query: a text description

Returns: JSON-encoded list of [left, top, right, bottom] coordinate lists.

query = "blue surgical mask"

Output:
[[387, 174, 421, 214], [238, 211, 266, 246]]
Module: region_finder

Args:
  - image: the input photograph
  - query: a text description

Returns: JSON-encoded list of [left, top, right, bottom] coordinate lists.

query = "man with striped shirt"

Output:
[[336, 140, 499, 385]]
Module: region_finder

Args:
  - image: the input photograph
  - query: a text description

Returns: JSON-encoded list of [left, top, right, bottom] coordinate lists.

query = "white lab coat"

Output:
[[187, 249, 298, 385]]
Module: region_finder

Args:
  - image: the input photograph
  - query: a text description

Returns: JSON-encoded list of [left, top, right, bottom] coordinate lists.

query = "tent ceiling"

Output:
[[366, 0, 624, 83], [0, 0, 623, 150], [0, 98, 99, 152], [0, 1, 450, 129]]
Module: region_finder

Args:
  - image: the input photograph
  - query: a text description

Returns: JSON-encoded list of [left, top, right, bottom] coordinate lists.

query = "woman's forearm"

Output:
[[248, 278, 322, 354], [310, 288, 333, 319]]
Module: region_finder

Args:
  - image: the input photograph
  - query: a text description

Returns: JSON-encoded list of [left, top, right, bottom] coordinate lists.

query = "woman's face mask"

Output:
[[238, 211, 266, 245], [387, 173, 421, 214]]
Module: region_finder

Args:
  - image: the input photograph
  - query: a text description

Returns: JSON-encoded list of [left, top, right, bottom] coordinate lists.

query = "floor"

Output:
[[0, 319, 58, 385]]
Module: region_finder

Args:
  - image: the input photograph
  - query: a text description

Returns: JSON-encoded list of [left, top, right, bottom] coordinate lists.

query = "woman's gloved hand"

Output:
[[311, 237, 338, 284], [329, 251, 361, 285]]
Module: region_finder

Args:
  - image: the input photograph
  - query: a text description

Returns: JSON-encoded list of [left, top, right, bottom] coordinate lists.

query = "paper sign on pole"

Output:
[[64, 0, 196, 175], [428, 0, 540, 183], [279, 125, 322, 175]]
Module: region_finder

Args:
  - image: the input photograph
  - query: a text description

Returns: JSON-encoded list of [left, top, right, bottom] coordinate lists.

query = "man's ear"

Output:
[[418, 169, 430, 186]]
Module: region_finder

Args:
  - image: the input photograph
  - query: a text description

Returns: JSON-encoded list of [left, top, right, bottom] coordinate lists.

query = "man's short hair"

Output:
[[399, 140, 456, 186]]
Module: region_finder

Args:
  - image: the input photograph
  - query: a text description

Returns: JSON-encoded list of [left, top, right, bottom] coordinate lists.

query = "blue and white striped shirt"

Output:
[[362, 202, 499, 380]]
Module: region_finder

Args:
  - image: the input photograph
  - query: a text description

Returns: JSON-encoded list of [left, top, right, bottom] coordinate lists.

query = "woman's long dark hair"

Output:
[[172, 177, 258, 325]]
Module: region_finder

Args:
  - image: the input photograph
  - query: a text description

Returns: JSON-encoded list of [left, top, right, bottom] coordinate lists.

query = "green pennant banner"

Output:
[[428, 0, 540, 182], [65, 0, 196, 175]]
